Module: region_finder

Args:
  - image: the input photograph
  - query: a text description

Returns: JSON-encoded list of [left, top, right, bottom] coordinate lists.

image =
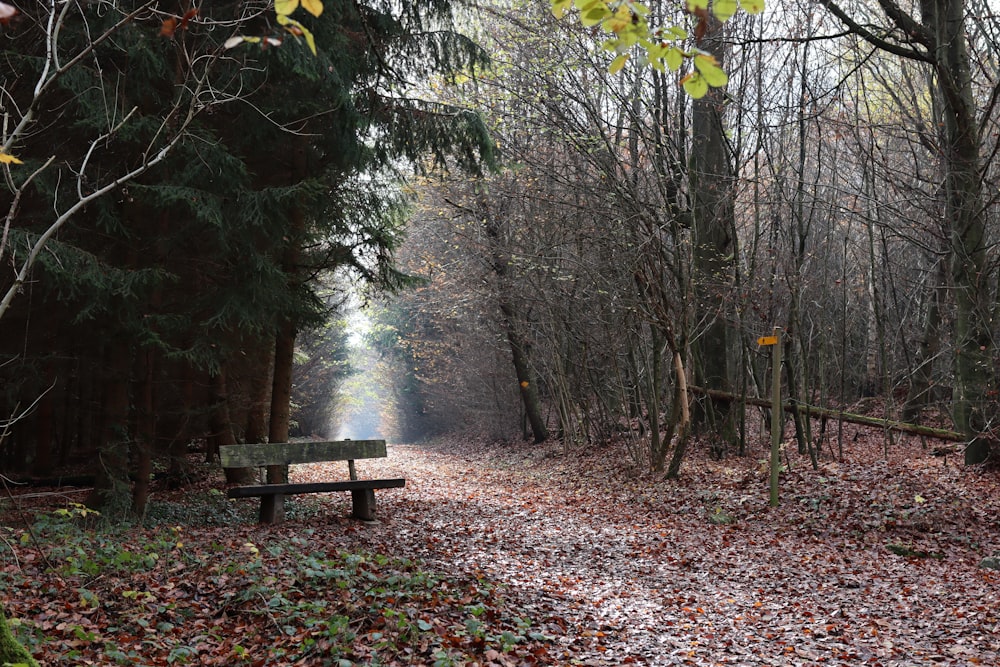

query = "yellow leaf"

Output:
[[0, 152, 23, 165], [275, 0, 298, 16], [277, 14, 317, 54], [694, 53, 728, 87], [738, 0, 765, 13], [300, 0, 324, 16], [609, 53, 629, 74], [686, 0, 709, 10], [602, 5, 632, 33], [681, 71, 708, 98], [301, 25, 317, 54], [712, 0, 738, 21], [694, 52, 719, 67]]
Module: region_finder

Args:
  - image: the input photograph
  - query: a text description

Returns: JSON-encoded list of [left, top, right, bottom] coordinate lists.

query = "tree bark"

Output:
[[245, 336, 274, 444], [131, 348, 155, 518], [689, 14, 735, 447], [499, 299, 548, 443], [903, 257, 947, 422], [664, 349, 691, 478], [260, 135, 311, 523], [484, 212, 547, 444], [212, 368, 256, 485], [261, 323, 295, 524], [86, 340, 132, 514], [934, 3, 992, 463]]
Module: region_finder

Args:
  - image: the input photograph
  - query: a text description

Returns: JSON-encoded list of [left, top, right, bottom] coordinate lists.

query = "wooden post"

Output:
[[346, 439, 357, 481], [351, 489, 376, 521], [767, 328, 782, 507]]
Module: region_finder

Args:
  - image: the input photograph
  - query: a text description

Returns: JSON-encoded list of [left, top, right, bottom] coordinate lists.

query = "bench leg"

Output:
[[259, 494, 285, 524], [351, 488, 376, 521]]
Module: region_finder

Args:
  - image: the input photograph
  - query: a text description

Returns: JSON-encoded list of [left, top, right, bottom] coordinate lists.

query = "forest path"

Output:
[[301, 437, 1000, 666]]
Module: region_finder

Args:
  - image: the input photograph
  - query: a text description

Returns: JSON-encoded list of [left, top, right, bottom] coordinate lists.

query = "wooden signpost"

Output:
[[759, 328, 782, 507]]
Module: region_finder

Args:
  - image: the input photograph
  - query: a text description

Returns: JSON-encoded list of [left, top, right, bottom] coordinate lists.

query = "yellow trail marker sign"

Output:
[[758, 335, 779, 346]]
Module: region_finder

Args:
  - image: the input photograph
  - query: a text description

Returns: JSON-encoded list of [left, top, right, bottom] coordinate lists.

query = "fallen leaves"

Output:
[[2, 429, 999, 664], [2, 496, 547, 664], [340, 433, 1000, 664]]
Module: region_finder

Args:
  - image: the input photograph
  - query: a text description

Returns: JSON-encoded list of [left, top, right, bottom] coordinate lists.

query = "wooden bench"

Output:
[[220, 439, 405, 523]]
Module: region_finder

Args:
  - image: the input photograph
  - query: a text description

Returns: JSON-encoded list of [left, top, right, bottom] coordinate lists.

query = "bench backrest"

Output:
[[220, 439, 387, 468]]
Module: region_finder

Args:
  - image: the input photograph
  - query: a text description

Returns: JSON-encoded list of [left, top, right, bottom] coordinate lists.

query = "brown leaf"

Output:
[[160, 17, 177, 37]]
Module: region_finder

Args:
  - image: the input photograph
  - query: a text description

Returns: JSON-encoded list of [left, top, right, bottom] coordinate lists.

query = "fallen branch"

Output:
[[690, 386, 965, 442]]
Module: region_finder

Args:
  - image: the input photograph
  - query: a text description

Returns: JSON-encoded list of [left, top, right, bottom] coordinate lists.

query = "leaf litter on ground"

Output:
[[2, 426, 999, 665]]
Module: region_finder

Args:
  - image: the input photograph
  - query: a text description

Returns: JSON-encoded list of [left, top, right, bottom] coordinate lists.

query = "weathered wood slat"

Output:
[[226, 478, 406, 498], [219, 439, 387, 468]]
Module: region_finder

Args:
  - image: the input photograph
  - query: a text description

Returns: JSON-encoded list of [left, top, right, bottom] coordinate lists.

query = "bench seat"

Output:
[[226, 478, 406, 498]]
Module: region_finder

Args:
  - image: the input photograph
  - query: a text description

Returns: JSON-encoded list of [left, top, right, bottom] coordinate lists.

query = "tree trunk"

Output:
[[933, 1, 992, 463], [168, 361, 197, 479], [499, 299, 548, 443], [690, 385, 965, 441], [245, 336, 274, 444], [31, 359, 56, 476], [131, 348, 155, 518], [664, 350, 691, 479], [261, 321, 295, 523], [212, 368, 256, 485], [689, 14, 735, 448], [484, 211, 547, 444], [903, 257, 947, 422], [86, 340, 132, 514]]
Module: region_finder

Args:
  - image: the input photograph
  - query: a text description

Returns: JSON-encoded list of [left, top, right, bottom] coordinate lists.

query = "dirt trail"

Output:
[[301, 439, 1000, 666]]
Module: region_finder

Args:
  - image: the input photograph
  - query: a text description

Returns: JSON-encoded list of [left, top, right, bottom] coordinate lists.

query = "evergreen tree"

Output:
[[0, 0, 493, 513]]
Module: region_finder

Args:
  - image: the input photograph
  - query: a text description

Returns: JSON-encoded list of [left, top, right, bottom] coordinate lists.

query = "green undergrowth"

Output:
[[143, 488, 252, 527], [0, 505, 550, 665]]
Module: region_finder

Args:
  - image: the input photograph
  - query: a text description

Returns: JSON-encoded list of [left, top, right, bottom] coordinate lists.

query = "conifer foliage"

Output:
[[0, 1, 492, 514]]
